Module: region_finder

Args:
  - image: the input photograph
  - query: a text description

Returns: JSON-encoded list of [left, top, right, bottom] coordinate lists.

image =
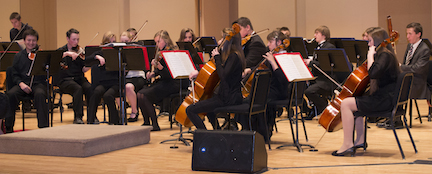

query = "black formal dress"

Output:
[[186, 52, 243, 130], [304, 41, 336, 115], [5, 49, 48, 132], [56, 45, 91, 121], [356, 48, 400, 112]]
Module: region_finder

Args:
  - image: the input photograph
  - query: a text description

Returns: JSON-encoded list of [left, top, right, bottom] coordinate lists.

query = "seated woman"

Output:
[[137, 30, 183, 131], [186, 32, 246, 130], [332, 28, 401, 156], [118, 31, 147, 122], [86, 31, 120, 124]]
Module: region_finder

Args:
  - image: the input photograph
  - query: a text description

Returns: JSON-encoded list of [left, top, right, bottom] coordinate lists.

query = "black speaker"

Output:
[[192, 130, 267, 173]]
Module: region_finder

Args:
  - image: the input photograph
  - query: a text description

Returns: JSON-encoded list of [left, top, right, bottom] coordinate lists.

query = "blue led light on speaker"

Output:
[[201, 147, 206, 152]]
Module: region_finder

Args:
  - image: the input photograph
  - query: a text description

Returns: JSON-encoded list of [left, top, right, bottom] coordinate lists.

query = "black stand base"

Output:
[[160, 124, 193, 147]]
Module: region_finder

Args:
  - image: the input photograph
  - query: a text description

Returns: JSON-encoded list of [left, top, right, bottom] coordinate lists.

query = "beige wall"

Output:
[[0, 0, 20, 42], [129, 0, 197, 43]]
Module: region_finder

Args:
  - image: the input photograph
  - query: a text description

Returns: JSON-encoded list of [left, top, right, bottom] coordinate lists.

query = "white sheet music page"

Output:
[[274, 52, 315, 82], [162, 51, 196, 79]]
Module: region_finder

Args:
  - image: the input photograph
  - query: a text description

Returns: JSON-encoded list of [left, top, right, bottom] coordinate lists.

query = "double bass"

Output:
[[175, 24, 241, 127], [318, 16, 399, 132]]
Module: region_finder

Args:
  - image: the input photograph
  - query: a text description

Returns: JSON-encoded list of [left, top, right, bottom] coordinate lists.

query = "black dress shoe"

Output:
[[385, 121, 404, 129], [151, 126, 160, 131], [94, 117, 100, 124], [73, 118, 84, 124], [127, 112, 139, 122], [332, 147, 356, 157], [354, 142, 368, 150]]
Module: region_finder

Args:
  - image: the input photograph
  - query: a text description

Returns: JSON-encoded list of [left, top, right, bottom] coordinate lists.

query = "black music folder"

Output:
[[177, 41, 203, 65]]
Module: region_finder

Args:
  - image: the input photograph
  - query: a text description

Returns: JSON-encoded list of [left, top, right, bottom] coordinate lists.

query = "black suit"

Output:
[[401, 40, 430, 100], [243, 35, 267, 68], [304, 41, 336, 114]]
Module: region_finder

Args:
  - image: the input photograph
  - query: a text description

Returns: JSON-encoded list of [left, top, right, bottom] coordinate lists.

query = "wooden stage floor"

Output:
[[1, 97, 432, 173]]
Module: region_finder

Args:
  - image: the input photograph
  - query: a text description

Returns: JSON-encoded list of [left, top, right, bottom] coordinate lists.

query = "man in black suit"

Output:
[[304, 26, 336, 118], [385, 22, 430, 128]]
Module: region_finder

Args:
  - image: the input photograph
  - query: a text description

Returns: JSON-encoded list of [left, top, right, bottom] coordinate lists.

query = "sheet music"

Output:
[[162, 51, 196, 79], [274, 53, 315, 82]]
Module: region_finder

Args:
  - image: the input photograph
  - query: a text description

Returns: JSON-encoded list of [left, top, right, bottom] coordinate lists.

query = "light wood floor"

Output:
[[1, 96, 432, 173]]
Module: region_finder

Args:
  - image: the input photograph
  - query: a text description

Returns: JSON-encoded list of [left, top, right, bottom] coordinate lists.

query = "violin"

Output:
[[175, 23, 241, 127], [241, 28, 270, 45], [241, 38, 290, 98], [28, 45, 39, 60], [318, 16, 399, 132]]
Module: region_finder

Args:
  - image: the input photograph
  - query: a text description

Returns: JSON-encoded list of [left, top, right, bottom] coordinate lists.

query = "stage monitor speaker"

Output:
[[192, 130, 267, 173]]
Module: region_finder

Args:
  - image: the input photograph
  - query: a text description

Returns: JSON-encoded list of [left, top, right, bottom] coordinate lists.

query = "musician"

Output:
[[304, 26, 336, 118], [127, 28, 137, 39], [56, 28, 91, 124], [233, 17, 267, 69], [137, 30, 181, 131], [118, 31, 147, 122], [178, 28, 196, 42], [9, 12, 33, 42], [333, 28, 401, 156], [387, 22, 431, 129], [0, 93, 10, 134], [278, 27, 291, 37], [5, 29, 48, 133], [262, 31, 291, 137], [186, 32, 246, 130], [362, 27, 379, 41], [86, 31, 119, 124]]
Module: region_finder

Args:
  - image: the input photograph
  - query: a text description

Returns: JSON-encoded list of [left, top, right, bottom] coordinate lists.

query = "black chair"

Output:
[[354, 72, 417, 159], [163, 89, 188, 129], [214, 70, 272, 149], [270, 81, 308, 141]]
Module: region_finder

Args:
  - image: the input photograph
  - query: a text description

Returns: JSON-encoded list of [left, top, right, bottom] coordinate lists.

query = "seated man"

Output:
[[5, 29, 48, 133]]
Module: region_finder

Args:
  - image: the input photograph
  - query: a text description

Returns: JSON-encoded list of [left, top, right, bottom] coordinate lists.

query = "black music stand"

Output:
[[102, 45, 148, 125], [1, 42, 22, 51], [288, 37, 308, 60], [30, 50, 63, 127], [334, 40, 368, 66], [315, 48, 352, 85], [0, 51, 18, 71], [305, 40, 318, 57], [198, 37, 217, 53]]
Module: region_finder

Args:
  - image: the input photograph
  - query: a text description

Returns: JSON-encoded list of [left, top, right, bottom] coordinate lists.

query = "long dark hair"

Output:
[[220, 33, 246, 70]]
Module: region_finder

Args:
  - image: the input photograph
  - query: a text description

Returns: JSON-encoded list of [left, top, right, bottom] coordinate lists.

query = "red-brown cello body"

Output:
[[318, 62, 369, 132]]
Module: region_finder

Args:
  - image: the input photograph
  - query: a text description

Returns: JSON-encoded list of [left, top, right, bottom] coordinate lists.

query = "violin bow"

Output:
[[0, 23, 29, 61], [132, 20, 148, 42], [76, 32, 99, 55]]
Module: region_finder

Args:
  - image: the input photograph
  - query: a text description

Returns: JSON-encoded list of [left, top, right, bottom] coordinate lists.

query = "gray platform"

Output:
[[0, 124, 152, 157]]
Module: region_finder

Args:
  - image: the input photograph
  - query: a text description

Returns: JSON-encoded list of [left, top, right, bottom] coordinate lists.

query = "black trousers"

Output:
[[186, 97, 224, 130], [59, 77, 91, 119], [304, 80, 332, 115], [87, 82, 119, 124], [5, 83, 48, 132]]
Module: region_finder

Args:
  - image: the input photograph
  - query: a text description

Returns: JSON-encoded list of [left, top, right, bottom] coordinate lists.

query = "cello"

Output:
[[318, 16, 399, 132], [175, 24, 241, 127]]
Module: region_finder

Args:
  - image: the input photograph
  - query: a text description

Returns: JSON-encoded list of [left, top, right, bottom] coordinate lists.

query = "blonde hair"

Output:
[[101, 31, 116, 44], [154, 30, 177, 56]]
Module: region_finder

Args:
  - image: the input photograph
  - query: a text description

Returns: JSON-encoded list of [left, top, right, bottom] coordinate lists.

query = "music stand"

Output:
[[177, 41, 203, 65], [353, 40, 368, 65], [305, 40, 318, 57], [198, 37, 217, 52], [30, 50, 63, 127], [288, 37, 308, 60], [315, 48, 352, 89], [1, 42, 22, 51], [138, 39, 156, 46], [0, 51, 18, 71]]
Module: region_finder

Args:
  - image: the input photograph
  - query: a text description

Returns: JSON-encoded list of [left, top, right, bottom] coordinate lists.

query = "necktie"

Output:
[[406, 44, 413, 65]]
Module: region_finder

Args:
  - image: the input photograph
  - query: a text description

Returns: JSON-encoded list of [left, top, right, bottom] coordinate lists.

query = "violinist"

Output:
[[186, 32, 246, 130], [127, 28, 137, 40], [333, 28, 401, 156], [86, 31, 119, 124], [9, 12, 33, 43], [118, 31, 147, 122], [5, 29, 48, 133], [178, 28, 202, 51], [304, 25, 336, 119], [56, 28, 92, 124], [136, 30, 180, 131], [261, 31, 291, 138], [278, 27, 291, 38], [233, 17, 266, 71]]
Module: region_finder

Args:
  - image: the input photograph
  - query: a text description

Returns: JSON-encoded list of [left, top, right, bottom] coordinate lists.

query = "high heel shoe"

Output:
[[331, 147, 356, 157], [354, 142, 368, 150], [127, 112, 139, 122]]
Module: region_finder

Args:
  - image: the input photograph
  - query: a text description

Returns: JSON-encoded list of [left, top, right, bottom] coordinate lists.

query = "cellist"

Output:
[[333, 28, 401, 156], [186, 32, 246, 130]]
